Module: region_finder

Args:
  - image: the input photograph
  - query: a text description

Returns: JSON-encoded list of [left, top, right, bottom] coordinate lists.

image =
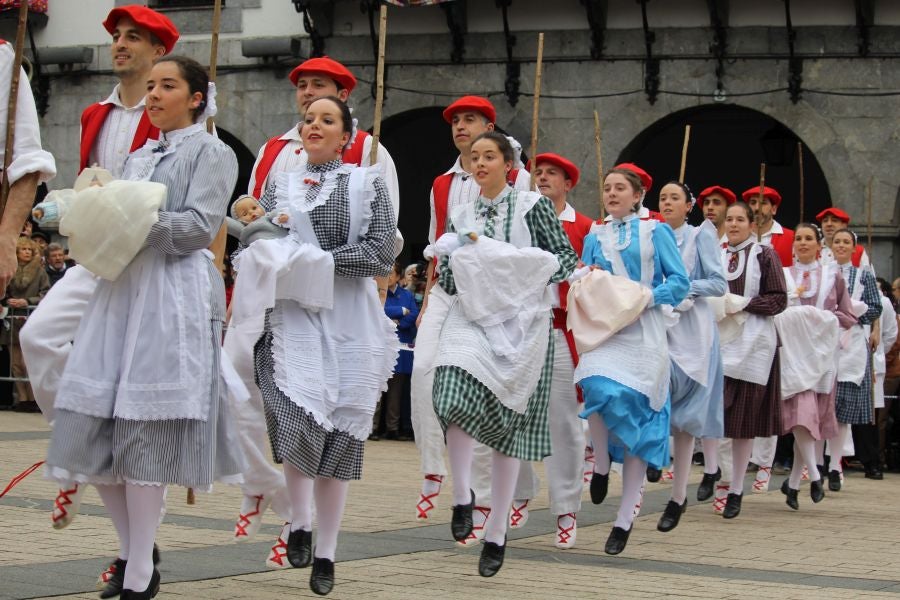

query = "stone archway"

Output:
[[616, 104, 831, 228]]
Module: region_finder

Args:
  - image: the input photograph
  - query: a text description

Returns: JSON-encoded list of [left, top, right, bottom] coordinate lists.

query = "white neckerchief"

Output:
[[791, 260, 820, 299], [724, 238, 753, 282], [123, 122, 205, 182]]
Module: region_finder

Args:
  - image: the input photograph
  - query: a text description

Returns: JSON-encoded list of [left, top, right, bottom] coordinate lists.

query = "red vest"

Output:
[[556, 210, 594, 402], [251, 129, 369, 199], [430, 168, 520, 279], [851, 244, 865, 267], [768, 227, 795, 267], [79, 102, 158, 172]]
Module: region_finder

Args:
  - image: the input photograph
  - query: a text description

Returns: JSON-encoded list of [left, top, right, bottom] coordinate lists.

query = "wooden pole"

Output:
[[797, 142, 805, 223], [529, 33, 545, 188], [866, 176, 873, 256], [368, 3, 388, 166], [678, 124, 691, 184], [756, 163, 766, 243], [593, 110, 604, 220], [0, 0, 30, 215], [192, 0, 224, 507]]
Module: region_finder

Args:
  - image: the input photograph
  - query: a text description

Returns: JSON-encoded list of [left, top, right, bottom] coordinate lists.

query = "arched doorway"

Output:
[[379, 107, 457, 266], [617, 105, 830, 228]]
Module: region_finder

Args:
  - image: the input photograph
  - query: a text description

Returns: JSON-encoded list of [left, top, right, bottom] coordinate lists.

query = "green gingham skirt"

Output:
[[432, 328, 554, 461]]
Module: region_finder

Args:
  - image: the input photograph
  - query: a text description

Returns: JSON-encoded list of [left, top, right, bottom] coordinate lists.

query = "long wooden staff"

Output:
[[0, 0, 30, 216], [528, 33, 545, 188], [368, 3, 388, 165], [756, 163, 766, 243], [192, 0, 224, 506], [593, 110, 604, 220], [678, 125, 691, 183], [797, 142, 804, 223], [866, 176, 873, 256]]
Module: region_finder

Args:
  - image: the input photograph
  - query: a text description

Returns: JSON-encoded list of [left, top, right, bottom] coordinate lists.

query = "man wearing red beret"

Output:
[[816, 207, 870, 267], [743, 186, 794, 268], [698, 185, 736, 244], [533, 152, 592, 548], [411, 95, 535, 544], [20, 5, 178, 594]]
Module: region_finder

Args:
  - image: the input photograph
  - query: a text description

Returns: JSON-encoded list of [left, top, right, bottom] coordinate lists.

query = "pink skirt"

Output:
[[781, 385, 839, 440]]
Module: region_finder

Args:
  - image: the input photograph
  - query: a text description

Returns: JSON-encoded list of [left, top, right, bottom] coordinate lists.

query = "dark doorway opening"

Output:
[[379, 107, 458, 267], [617, 105, 830, 228]]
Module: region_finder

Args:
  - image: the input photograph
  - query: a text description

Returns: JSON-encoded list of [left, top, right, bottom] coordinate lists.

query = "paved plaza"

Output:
[[1, 412, 899, 599]]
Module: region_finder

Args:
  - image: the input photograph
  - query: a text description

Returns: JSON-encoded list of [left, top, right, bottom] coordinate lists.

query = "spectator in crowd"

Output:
[[3, 237, 49, 412], [44, 243, 69, 287], [372, 261, 419, 440], [31, 231, 49, 258]]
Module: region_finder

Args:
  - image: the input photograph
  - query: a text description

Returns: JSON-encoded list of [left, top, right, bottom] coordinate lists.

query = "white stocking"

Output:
[[95, 484, 130, 561], [793, 427, 820, 483], [313, 477, 349, 561], [828, 423, 850, 473], [284, 462, 314, 532], [123, 484, 166, 592], [729, 438, 754, 495], [670, 432, 694, 505], [446, 425, 475, 506], [702, 437, 719, 474], [587, 413, 610, 475], [615, 454, 647, 530], [482, 450, 520, 546]]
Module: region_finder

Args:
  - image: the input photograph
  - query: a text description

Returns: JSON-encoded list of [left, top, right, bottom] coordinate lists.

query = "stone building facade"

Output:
[[4, 0, 898, 275]]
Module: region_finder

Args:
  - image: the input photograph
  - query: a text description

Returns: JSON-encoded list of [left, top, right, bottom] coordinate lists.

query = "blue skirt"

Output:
[[578, 375, 670, 467], [669, 337, 724, 439]]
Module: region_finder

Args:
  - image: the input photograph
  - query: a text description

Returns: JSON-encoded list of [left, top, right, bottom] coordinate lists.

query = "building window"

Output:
[[148, 0, 223, 9]]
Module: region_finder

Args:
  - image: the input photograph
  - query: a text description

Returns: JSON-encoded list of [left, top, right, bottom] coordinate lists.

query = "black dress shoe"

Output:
[[646, 466, 662, 483], [696, 467, 721, 501], [99, 558, 127, 599], [828, 470, 842, 491], [120, 568, 160, 599], [604, 525, 632, 555], [450, 490, 475, 541], [864, 464, 884, 480], [309, 557, 334, 596], [478, 540, 506, 577], [100, 545, 160, 599], [656, 499, 687, 532], [589, 472, 609, 505], [810, 478, 825, 503], [722, 493, 742, 519], [781, 480, 799, 510], [287, 528, 313, 568]]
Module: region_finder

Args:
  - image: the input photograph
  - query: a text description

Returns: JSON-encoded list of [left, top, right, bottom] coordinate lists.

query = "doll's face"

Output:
[[234, 197, 264, 224]]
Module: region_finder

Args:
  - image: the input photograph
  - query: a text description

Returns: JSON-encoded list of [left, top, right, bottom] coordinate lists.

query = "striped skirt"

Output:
[[45, 319, 244, 489], [723, 348, 783, 439]]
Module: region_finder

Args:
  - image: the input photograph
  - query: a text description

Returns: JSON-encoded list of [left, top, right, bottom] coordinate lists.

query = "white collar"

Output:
[[281, 124, 304, 142], [100, 84, 146, 111], [611, 213, 640, 226], [761, 220, 784, 237], [793, 260, 820, 273], [727, 238, 754, 253], [604, 205, 650, 222], [558, 202, 575, 223], [445, 156, 469, 177]]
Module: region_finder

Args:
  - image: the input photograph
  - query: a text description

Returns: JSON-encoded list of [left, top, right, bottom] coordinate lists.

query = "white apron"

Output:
[[837, 266, 869, 385], [720, 243, 777, 386]]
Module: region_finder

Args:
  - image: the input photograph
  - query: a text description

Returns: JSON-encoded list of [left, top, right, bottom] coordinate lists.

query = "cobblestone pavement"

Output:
[[2, 412, 899, 599]]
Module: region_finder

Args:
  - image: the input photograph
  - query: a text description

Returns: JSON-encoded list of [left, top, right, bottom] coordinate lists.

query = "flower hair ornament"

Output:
[[343, 108, 360, 150], [505, 135, 525, 169]]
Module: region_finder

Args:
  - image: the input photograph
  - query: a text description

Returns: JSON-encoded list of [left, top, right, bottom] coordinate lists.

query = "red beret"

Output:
[[289, 56, 357, 93], [103, 5, 179, 54], [613, 162, 652, 192], [442, 96, 496, 124], [698, 185, 736, 205], [534, 153, 580, 188], [815, 207, 851, 224], [741, 186, 782, 207]]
